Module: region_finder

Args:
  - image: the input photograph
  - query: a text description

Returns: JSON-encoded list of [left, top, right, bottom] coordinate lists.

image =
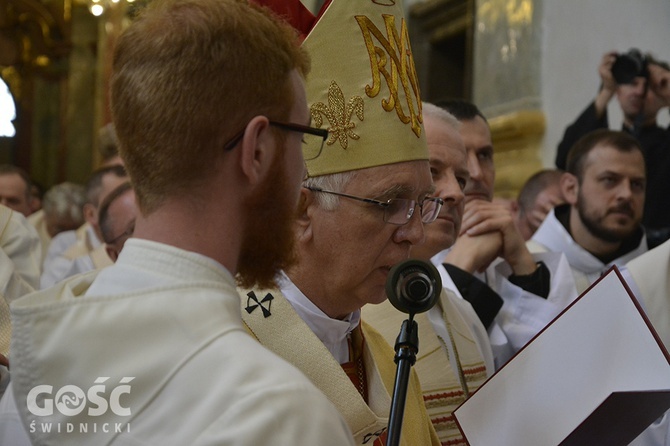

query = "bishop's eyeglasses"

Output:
[[223, 121, 329, 160], [304, 186, 444, 225]]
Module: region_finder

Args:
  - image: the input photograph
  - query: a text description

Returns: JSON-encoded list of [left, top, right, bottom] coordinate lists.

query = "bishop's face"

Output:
[[293, 160, 434, 319]]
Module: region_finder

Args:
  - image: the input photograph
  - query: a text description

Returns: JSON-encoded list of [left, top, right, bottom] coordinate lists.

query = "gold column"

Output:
[[489, 109, 545, 199], [92, 0, 127, 168]]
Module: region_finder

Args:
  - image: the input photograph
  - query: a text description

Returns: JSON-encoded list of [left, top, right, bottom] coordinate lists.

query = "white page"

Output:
[[454, 269, 670, 446]]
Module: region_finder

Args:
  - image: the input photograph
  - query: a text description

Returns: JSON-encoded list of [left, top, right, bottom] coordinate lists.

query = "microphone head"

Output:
[[385, 259, 442, 315]]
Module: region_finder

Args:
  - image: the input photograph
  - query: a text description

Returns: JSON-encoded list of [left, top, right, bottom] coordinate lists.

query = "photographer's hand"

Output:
[[648, 64, 670, 107], [595, 51, 618, 117]]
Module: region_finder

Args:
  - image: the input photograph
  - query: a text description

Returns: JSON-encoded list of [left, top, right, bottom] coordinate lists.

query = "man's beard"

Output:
[[236, 148, 299, 289], [576, 192, 637, 243]]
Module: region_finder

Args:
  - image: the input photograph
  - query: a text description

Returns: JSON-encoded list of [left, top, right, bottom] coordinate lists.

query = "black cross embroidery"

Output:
[[245, 291, 274, 318], [362, 427, 387, 444]]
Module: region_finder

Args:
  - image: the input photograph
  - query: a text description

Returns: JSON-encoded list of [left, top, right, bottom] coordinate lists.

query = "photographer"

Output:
[[555, 49, 670, 248]]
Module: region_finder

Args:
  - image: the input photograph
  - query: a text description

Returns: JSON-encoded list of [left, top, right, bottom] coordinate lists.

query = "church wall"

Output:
[[406, 0, 670, 195], [541, 0, 670, 167]]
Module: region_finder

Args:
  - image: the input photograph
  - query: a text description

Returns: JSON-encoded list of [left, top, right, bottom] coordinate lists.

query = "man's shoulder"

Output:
[[528, 208, 567, 253], [49, 229, 77, 245], [627, 238, 670, 272], [44, 230, 78, 261], [14, 270, 99, 309], [150, 329, 354, 445], [186, 369, 354, 446]]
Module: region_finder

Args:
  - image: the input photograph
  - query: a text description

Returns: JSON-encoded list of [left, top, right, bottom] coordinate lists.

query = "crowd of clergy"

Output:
[[0, 0, 670, 444]]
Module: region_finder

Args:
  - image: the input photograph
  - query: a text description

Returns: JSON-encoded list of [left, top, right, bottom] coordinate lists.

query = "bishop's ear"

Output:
[[295, 187, 315, 240]]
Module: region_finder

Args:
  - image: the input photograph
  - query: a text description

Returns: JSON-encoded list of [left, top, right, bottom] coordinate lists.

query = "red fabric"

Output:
[[249, 0, 333, 39], [250, 0, 316, 39]]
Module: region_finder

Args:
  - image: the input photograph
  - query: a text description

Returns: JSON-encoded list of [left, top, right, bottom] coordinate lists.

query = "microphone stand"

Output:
[[383, 259, 440, 446], [386, 315, 419, 446]]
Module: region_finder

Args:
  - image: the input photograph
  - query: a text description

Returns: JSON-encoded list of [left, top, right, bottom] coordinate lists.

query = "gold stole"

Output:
[[64, 224, 93, 260], [0, 207, 14, 354], [240, 288, 440, 446], [363, 290, 488, 446], [341, 325, 368, 401]]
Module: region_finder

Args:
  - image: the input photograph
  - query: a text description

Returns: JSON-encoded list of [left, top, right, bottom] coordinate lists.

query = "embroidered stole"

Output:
[[342, 324, 368, 402], [63, 224, 92, 260], [240, 288, 440, 446], [363, 290, 488, 446]]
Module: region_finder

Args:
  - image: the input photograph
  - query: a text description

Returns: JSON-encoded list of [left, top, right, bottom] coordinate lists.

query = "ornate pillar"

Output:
[[473, 0, 544, 197]]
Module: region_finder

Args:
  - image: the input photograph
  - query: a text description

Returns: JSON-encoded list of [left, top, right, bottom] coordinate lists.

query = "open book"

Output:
[[454, 267, 670, 446]]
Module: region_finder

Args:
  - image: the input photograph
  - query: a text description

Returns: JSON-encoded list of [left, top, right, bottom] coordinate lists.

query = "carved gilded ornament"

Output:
[[478, 0, 533, 31], [355, 14, 423, 138], [310, 81, 364, 150]]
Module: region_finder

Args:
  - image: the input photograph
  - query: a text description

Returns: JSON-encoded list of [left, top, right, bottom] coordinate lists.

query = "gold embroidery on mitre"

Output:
[[355, 14, 423, 138], [310, 81, 364, 150]]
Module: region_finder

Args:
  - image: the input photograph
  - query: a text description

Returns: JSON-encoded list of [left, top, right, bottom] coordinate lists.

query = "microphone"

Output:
[[385, 259, 441, 315]]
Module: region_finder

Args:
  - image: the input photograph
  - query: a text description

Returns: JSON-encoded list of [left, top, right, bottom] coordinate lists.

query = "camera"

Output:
[[611, 48, 649, 84]]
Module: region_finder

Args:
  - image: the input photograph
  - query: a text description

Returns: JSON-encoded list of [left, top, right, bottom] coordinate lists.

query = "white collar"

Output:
[[86, 238, 235, 296], [278, 272, 360, 364]]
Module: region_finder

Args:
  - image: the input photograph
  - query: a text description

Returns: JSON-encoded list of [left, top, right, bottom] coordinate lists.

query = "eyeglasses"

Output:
[[304, 186, 444, 225], [223, 120, 329, 161], [106, 220, 135, 247]]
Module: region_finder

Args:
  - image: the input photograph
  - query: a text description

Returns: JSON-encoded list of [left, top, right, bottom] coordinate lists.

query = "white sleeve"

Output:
[[487, 251, 579, 357], [629, 410, 670, 446]]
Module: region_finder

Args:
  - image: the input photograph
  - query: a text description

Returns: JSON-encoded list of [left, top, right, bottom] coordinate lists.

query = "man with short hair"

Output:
[[28, 182, 87, 264], [430, 100, 577, 367], [98, 182, 135, 262], [41, 183, 87, 239], [56, 182, 137, 278], [0, 0, 354, 444], [556, 51, 670, 248], [531, 129, 648, 293], [40, 165, 127, 288], [515, 169, 565, 241], [0, 165, 32, 217], [363, 103, 493, 445], [556, 124, 668, 446], [240, 1, 447, 444]]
